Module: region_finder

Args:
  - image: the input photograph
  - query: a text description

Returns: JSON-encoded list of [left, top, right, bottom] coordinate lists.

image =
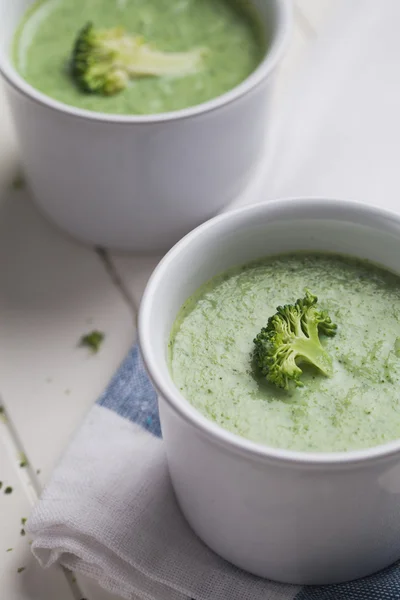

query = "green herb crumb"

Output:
[[12, 173, 26, 190], [80, 330, 105, 354], [20, 529, 25, 537], [21, 518, 27, 526], [19, 453, 28, 468], [17, 567, 25, 574], [4, 486, 13, 495], [6, 548, 13, 552], [0, 482, 2, 490]]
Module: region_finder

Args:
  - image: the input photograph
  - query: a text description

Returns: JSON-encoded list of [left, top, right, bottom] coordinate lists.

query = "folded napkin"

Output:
[[28, 347, 297, 600], [29, 346, 400, 600], [28, 0, 400, 598]]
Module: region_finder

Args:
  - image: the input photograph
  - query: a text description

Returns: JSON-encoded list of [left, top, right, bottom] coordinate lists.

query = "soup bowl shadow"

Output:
[[139, 197, 400, 585]]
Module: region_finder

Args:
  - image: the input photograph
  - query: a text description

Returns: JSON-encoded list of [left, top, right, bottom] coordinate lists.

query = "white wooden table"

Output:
[[0, 2, 335, 598]]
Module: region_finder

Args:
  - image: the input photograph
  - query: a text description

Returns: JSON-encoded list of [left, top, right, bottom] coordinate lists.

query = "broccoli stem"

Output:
[[93, 34, 204, 77], [119, 44, 204, 77], [128, 51, 201, 76], [291, 337, 333, 377]]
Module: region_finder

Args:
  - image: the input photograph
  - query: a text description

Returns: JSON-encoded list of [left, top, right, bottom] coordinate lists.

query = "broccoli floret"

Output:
[[71, 22, 205, 96], [254, 290, 337, 390]]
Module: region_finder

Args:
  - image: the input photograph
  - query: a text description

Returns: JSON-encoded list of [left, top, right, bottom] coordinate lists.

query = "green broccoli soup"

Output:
[[169, 253, 400, 453], [13, 0, 264, 115]]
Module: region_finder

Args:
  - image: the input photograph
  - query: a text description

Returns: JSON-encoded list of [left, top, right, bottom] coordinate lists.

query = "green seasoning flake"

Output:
[[12, 173, 26, 190], [80, 330, 105, 353], [0, 482, 2, 490], [4, 486, 13, 495], [6, 548, 13, 552], [21, 518, 27, 526], [17, 567, 25, 574], [19, 453, 29, 468], [20, 529, 25, 537]]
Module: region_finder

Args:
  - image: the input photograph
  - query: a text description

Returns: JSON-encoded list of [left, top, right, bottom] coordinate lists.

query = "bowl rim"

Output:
[[139, 197, 400, 467], [0, 0, 292, 124]]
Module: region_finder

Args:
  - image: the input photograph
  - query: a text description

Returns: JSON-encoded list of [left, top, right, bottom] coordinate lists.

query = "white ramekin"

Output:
[[0, 0, 291, 252], [139, 198, 400, 585]]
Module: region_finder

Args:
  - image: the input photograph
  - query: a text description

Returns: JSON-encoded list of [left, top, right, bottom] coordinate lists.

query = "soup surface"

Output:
[[170, 253, 400, 452], [13, 0, 264, 115]]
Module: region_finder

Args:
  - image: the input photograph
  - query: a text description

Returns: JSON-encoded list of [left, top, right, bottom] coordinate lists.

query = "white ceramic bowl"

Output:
[[139, 198, 400, 585], [0, 0, 291, 252]]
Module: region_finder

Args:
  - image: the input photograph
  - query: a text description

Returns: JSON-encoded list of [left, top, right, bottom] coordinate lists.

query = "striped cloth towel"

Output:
[[27, 346, 400, 600]]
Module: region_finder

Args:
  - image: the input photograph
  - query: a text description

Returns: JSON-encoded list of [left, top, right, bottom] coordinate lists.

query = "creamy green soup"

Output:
[[13, 0, 264, 115], [170, 254, 400, 453]]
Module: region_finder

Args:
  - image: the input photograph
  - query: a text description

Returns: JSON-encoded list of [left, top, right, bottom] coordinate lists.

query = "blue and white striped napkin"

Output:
[[28, 346, 400, 600]]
